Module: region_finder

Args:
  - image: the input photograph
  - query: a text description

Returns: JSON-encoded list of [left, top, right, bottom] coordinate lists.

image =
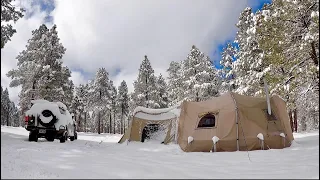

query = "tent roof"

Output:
[[135, 111, 177, 121], [133, 101, 182, 121]]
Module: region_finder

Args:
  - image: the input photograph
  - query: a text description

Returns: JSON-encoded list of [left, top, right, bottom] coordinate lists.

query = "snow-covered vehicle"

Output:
[[24, 99, 77, 143]]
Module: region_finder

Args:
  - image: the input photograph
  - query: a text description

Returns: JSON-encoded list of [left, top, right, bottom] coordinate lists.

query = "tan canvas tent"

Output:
[[177, 92, 294, 152], [118, 104, 181, 144]]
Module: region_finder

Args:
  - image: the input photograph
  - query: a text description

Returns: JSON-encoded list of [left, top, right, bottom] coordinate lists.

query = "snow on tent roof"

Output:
[[135, 111, 177, 121], [133, 101, 182, 115], [133, 101, 182, 121]]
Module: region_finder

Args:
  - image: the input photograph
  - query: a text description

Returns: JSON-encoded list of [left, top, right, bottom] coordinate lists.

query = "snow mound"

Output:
[[188, 136, 193, 144], [212, 136, 220, 144], [26, 101, 61, 118], [25, 99, 74, 130], [257, 133, 264, 140]]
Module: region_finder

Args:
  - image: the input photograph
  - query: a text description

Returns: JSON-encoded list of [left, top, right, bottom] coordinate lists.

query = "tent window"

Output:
[[198, 114, 216, 128], [263, 109, 277, 121]]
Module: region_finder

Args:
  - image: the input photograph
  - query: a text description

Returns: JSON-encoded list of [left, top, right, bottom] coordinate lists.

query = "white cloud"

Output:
[[1, 0, 253, 105], [70, 71, 87, 87]]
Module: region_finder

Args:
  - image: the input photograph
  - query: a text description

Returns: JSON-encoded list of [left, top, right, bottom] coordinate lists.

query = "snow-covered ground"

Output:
[[1, 126, 319, 179]]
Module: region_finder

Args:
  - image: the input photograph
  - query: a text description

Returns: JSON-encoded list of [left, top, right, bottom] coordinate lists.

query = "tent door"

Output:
[[141, 124, 160, 142]]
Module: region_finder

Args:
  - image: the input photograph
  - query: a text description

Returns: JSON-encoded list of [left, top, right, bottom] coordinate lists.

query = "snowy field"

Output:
[[1, 126, 319, 179]]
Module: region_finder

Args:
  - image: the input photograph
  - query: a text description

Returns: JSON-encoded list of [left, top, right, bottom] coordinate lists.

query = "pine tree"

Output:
[[0, 86, 3, 125], [132, 55, 158, 108], [155, 74, 169, 108], [109, 81, 117, 134], [232, 7, 266, 97], [167, 61, 184, 106], [61, 69, 74, 108], [117, 80, 129, 134], [219, 43, 237, 93], [7, 24, 70, 115], [256, 0, 319, 131], [70, 95, 82, 130], [36, 25, 69, 103], [88, 68, 112, 134], [1, 0, 24, 48], [182, 45, 220, 102], [72, 84, 89, 132], [1, 88, 11, 125]]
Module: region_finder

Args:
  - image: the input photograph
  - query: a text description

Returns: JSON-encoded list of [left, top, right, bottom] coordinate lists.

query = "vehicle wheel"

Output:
[[70, 136, 75, 141], [74, 132, 77, 140], [34, 134, 38, 142], [28, 131, 38, 142], [65, 131, 68, 141], [28, 132, 33, 141], [60, 132, 67, 143], [60, 135, 66, 143]]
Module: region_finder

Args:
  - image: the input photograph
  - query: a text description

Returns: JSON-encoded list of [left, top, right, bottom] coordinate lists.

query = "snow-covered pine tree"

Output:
[[232, 7, 266, 97], [12, 103, 20, 127], [257, 0, 319, 131], [88, 68, 112, 134], [116, 80, 129, 134], [36, 25, 70, 103], [70, 95, 82, 130], [1, 0, 24, 48], [76, 83, 89, 132], [127, 92, 136, 132], [132, 55, 158, 108], [0, 86, 3, 125], [219, 43, 237, 93], [7, 24, 71, 115], [296, 86, 319, 131], [1, 88, 11, 126], [8, 101, 19, 127], [155, 74, 169, 108], [109, 81, 117, 134], [60, 69, 74, 108], [167, 61, 184, 106], [182, 45, 220, 102], [7, 25, 48, 116]]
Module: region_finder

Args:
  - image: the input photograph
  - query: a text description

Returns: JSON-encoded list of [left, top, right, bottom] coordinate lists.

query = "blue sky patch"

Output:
[[211, 0, 272, 69], [23, 0, 55, 23]]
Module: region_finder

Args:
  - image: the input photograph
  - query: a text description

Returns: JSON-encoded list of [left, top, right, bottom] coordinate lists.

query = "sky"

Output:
[[1, 0, 271, 105]]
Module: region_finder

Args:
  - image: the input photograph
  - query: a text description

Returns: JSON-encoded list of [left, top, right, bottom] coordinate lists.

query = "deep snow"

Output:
[[1, 126, 319, 179]]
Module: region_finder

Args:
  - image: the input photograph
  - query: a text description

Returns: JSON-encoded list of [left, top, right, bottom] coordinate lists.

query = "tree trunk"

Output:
[[6, 110, 9, 126], [98, 110, 101, 134], [74, 112, 77, 130], [289, 110, 293, 132], [84, 112, 87, 132], [101, 117, 104, 133], [300, 116, 307, 132], [120, 107, 124, 134], [123, 116, 126, 134], [293, 109, 298, 132], [310, 41, 318, 66], [78, 112, 81, 132], [109, 112, 112, 134], [113, 111, 116, 134]]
